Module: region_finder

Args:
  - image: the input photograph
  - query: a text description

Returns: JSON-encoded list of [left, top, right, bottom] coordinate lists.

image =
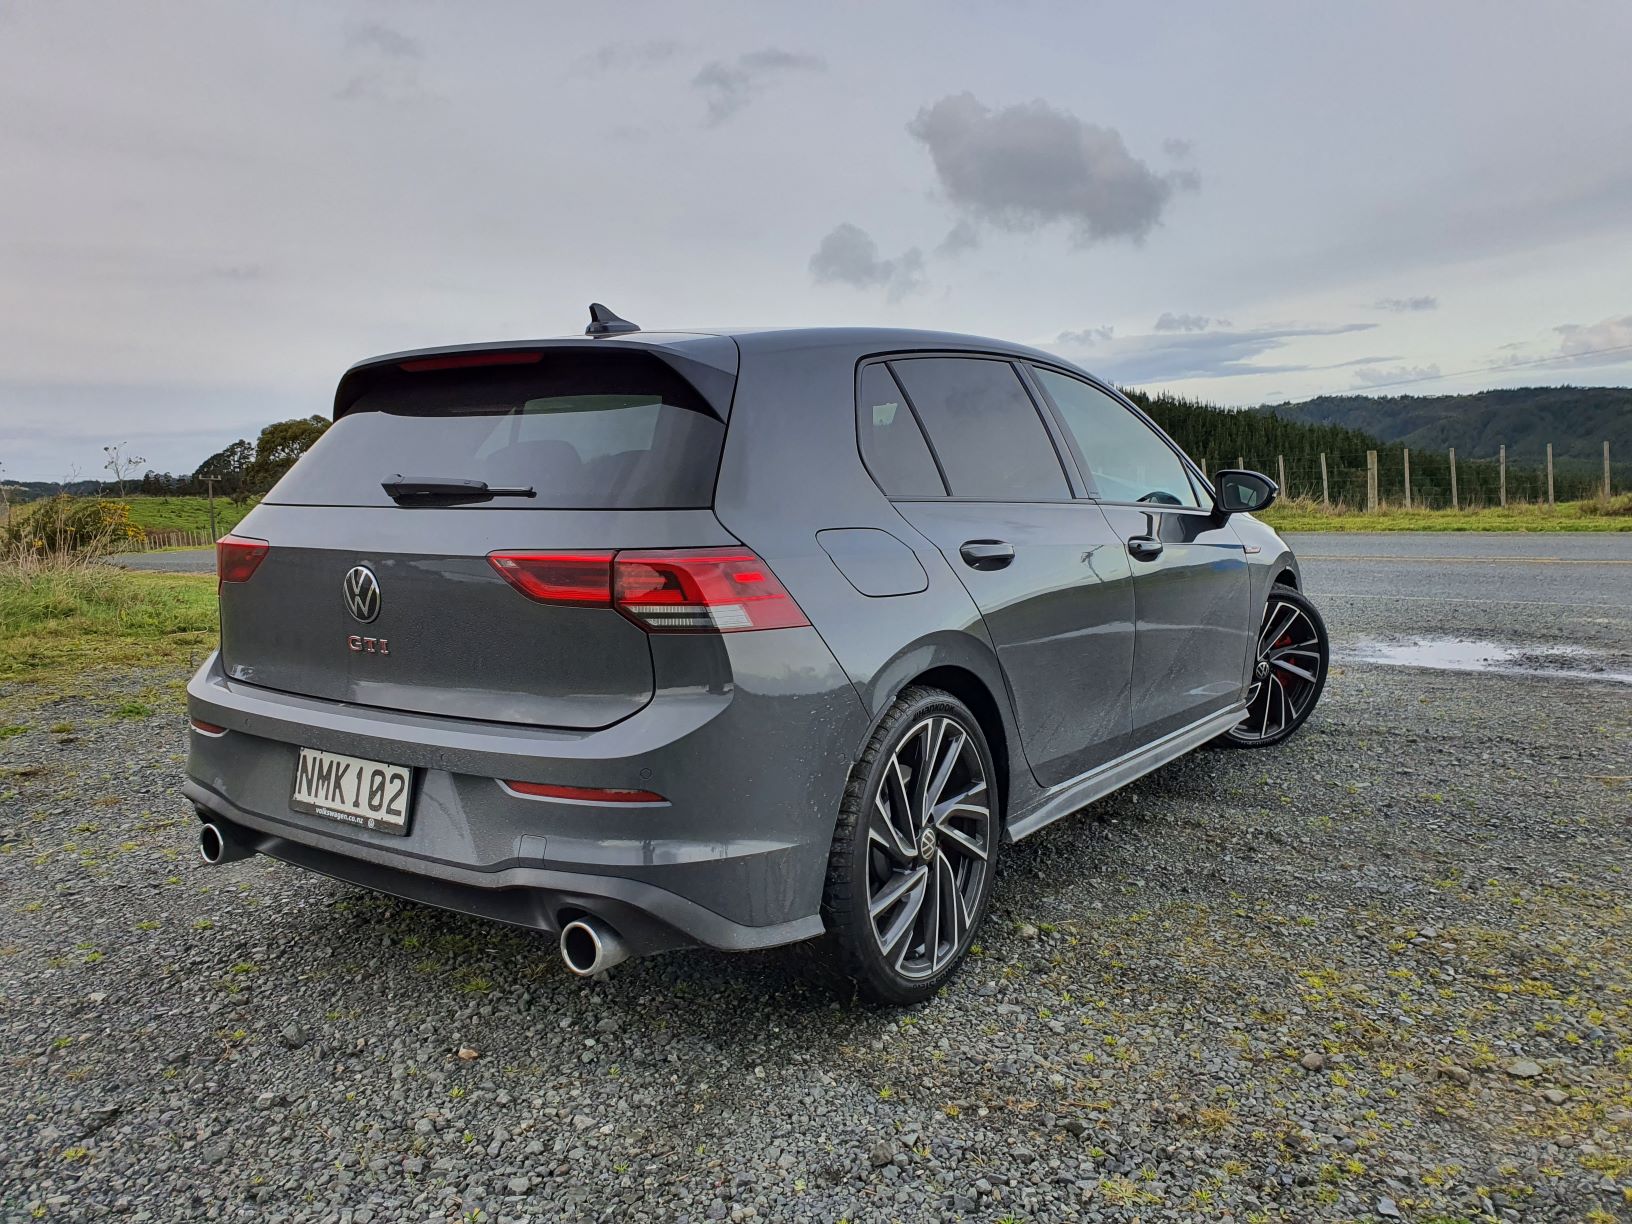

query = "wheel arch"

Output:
[[903, 664, 1011, 822]]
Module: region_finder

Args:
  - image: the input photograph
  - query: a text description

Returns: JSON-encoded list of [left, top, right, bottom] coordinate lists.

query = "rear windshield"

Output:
[[267, 351, 727, 509]]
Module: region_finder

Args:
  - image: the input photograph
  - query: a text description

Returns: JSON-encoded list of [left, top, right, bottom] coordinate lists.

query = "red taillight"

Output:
[[613, 549, 809, 633], [501, 780, 667, 805], [399, 351, 543, 372], [487, 547, 808, 633], [216, 535, 269, 584], [487, 551, 614, 605]]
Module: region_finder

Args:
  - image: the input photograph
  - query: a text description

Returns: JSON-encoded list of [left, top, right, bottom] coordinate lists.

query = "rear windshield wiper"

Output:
[[381, 476, 536, 504]]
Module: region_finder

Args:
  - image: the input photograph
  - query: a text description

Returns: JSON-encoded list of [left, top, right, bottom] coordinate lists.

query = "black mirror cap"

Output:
[[1213, 469, 1279, 515]]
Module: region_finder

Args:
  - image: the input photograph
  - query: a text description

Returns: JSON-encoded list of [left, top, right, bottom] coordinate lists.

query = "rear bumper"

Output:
[[184, 630, 868, 955]]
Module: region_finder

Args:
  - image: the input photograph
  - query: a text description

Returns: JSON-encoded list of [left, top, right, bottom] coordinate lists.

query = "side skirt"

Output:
[[1005, 704, 1247, 842]]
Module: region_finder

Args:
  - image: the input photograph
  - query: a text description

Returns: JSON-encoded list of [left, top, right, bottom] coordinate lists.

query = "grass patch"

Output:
[[120, 496, 255, 537], [0, 565, 218, 684], [1261, 495, 1632, 532]]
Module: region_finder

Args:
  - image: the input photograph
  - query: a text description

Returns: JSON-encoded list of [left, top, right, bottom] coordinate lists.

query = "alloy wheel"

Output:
[[1229, 595, 1325, 743], [865, 714, 992, 980]]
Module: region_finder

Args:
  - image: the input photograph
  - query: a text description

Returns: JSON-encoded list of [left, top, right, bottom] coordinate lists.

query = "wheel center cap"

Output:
[[918, 828, 938, 861], [1255, 659, 1271, 678]]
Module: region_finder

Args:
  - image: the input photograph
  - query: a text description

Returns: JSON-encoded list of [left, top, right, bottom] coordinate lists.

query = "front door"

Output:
[[1026, 366, 1252, 743]]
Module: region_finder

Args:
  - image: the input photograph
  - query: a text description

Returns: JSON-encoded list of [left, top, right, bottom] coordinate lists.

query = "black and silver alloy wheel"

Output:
[[1223, 585, 1330, 748], [822, 687, 999, 1003], [866, 713, 992, 980]]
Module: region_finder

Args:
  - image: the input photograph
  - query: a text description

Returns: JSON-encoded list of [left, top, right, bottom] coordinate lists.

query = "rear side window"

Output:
[[267, 351, 725, 509], [1031, 368, 1200, 507], [857, 363, 946, 496], [890, 358, 1069, 500]]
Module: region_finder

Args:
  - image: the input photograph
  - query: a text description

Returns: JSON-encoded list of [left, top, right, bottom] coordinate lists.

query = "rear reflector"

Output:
[[189, 718, 228, 737], [613, 549, 809, 632], [488, 551, 614, 605], [501, 780, 667, 806], [487, 547, 809, 633], [216, 534, 269, 583], [399, 351, 543, 372]]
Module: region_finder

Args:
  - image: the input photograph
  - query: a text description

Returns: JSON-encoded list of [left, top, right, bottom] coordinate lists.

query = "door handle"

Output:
[[1127, 535, 1164, 561], [959, 540, 1015, 570]]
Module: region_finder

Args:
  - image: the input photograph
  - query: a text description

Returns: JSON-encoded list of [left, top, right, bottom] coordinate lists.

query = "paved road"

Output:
[[107, 547, 215, 572], [1286, 531, 1632, 674]]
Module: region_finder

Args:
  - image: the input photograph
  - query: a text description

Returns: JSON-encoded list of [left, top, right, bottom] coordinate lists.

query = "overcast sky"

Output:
[[3, 1, 1630, 480]]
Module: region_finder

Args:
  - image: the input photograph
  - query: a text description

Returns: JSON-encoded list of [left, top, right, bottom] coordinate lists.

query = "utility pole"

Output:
[[1276, 454, 1287, 496], [1402, 448, 1412, 509], [1499, 444, 1507, 507], [1319, 453, 1329, 507], [1546, 443, 1555, 508], [203, 476, 220, 540], [1606, 440, 1613, 500], [1449, 448, 1458, 510], [1366, 450, 1378, 512]]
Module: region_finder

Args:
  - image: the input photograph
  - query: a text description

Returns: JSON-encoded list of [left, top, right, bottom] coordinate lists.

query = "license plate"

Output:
[[291, 748, 412, 835]]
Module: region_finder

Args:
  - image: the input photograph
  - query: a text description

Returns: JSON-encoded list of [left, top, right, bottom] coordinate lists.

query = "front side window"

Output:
[[856, 363, 946, 496], [1032, 368, 1200, 507], [890, 358, 1069, 500]]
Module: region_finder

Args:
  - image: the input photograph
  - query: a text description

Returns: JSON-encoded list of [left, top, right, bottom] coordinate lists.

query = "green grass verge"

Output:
[[1261, 496, 1632, 532], [0, 566, 219, 684], [120, 496, 255, 536]]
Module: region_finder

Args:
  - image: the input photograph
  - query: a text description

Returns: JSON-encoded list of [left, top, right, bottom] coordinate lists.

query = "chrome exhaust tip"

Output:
[[559, 917, 630, 977], [198, 822, 249, 865]]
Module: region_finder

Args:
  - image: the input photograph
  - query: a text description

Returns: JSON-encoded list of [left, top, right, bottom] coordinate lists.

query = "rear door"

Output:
[[874, 357, 1135, 788], [219, 344, 738, 729], [1027, 366, 1252, 743]]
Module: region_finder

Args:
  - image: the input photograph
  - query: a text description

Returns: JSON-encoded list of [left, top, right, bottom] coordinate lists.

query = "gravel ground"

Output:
[[3, 546, 1630, 1223]]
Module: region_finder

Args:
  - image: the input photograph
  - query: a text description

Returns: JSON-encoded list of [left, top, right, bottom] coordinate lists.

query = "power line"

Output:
[[1328, 340, 1632, 395]]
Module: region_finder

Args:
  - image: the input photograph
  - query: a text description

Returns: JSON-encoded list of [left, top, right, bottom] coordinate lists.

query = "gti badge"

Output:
[[343, 565, 381, 624]]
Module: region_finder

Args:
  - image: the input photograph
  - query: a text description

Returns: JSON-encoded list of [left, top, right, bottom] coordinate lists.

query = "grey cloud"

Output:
[[908, 93, 1192, 246], [1555, 314, 1632, 363], [1051, 322, 1377, 384], [1372, 295, 1438, 312], [1056, 325, 1115, 346], [692, 48, 824, 125], [578, 39, 680, 74], [1351, 363, 1442, 387], [1162, 137, 1195, 160], [346, 22, 421, 60], [936, 220, 980, 257], [809, 223, 926, 301], [1153, 312, 1212, 333]]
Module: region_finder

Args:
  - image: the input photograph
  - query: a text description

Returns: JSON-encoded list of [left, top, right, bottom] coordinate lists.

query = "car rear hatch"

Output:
[[217, 338, 743, 730]]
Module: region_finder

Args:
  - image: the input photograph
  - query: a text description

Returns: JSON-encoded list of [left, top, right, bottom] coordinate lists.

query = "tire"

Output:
[[821, 686, 1000, 1005], [1218, 584, 1330, 749]]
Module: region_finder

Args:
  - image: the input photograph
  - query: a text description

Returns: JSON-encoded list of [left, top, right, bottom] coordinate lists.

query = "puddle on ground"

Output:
[[1347, 637, 1632, 684]]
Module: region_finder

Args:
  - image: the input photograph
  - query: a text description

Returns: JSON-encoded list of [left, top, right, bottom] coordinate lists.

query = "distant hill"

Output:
[[1259, 386, 1631, 474]]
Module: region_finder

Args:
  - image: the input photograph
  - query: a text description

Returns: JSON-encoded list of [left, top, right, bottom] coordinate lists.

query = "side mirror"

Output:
[[1213, 469, 1279, 515]]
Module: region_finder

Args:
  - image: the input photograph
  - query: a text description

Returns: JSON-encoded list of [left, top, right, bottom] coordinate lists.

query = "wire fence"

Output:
[[133, 528, 216, 551], [1198, 443, 1617, 511]]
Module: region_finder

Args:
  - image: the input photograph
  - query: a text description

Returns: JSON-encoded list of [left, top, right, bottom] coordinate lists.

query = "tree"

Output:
[[245, 416, 330, 493], [102, 442, 147, 499], [194, 438, 255, 502]]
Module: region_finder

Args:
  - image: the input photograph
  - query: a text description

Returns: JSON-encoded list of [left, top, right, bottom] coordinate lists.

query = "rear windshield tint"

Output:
[[268, 351, 726, 509]]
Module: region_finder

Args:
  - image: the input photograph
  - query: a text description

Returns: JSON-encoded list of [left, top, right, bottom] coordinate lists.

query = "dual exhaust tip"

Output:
[[200, 819, 630, 977]]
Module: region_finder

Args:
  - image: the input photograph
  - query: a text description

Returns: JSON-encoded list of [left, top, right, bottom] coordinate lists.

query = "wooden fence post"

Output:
[[1449, 448, 1458, 510], [1319, 453, 1329, 506], [1237, 455, 1244, 471], [1499, 444, 1507, 507], [1547, 443, 1555, 508], [1606, 440, 1613, 499], [1276, 454, 1287, 496], [1402, 448, 1412, 509], [1366, 450, 1378, 512]]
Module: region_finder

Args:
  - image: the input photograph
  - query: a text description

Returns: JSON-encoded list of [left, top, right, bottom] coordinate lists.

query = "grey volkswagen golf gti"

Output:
[[185, 306, 1329, 1003]]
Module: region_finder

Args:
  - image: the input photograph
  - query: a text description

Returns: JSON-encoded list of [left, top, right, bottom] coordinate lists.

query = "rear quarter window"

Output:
[[268, 350, 726, 510], [856, 363, 946, 497]]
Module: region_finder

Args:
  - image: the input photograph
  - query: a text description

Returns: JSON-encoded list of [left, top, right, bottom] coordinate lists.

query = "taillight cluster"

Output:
[[487, 547, 809, 634], [216, 534, 269, 584]]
